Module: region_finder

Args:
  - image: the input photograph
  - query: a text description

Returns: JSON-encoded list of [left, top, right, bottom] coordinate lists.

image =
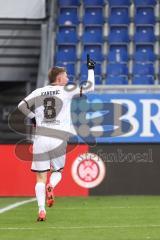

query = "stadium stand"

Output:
[[81, 45, 104, 62], [133, 62, 155, 75], [54, 0, 160, 85], [107, 45, 129, 62], [133, 46, 156, 62], [134, 0, 157, 7], [83, 7, 104, 25], [107, 62, 128, 75], [132, 75, 154, 84], [82, 26, 103, 44], [58, 0, 81, 6], [108, 7, 130, 25], [108, 26, 130, 45], [134, 7, 156, 25], [108, 0, 131, 7], [58, 7, 79, 26], [55, 45, 77, 62], [83, 0, 105, 6], [106, 75, 128, 84], [134, 26, 156, 44], [57, 26, 78, 44]]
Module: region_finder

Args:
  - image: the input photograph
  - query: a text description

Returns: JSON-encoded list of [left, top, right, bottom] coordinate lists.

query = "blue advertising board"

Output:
[[70, 93, 160, 143]]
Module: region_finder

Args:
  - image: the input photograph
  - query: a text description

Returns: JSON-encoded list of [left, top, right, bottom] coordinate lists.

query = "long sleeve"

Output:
[[18, 90, 37, 119], [83, 69, 95, 93]]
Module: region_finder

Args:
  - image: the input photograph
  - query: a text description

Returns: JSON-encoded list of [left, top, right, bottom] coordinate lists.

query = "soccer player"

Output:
[[18, 55, 95, 221]]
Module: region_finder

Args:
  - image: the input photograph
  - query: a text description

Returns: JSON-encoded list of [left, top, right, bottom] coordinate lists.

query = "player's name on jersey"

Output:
[[41, 90, 60, 96]]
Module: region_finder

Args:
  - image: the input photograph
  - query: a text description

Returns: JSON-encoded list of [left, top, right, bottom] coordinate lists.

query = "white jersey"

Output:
[[18, 69, 95, 140]]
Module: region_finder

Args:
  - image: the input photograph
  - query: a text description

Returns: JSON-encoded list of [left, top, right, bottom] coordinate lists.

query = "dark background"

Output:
[[90, 144, 160, 195]]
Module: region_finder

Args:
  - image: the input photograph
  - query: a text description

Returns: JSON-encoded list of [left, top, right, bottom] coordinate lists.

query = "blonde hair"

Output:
[[48, 66, 66, 84]]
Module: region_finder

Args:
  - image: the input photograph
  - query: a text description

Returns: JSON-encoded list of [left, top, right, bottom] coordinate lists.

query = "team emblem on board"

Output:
[[71, 152, 106, 188]]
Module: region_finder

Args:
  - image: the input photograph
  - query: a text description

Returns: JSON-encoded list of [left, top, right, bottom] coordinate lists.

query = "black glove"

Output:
[[87, 54, 96, 70], [31, 117, 36, 127]]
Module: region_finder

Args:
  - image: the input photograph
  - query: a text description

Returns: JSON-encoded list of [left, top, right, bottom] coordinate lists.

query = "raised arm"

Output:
[[80, 54, 95, 96]]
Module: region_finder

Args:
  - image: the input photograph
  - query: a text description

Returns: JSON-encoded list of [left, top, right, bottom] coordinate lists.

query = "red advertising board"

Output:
[[0, 144, 89, 196]]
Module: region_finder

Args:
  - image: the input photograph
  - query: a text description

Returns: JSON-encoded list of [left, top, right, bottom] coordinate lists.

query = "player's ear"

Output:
[[56, 75, 61, 83]]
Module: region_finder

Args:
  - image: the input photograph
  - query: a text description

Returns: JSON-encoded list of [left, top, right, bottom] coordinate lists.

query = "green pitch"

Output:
[[0, 196, 160, 240]]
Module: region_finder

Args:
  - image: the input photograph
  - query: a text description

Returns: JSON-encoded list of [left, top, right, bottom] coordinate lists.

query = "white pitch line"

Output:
[[0, 225, 160, 230], [0, 198, 36, 214]]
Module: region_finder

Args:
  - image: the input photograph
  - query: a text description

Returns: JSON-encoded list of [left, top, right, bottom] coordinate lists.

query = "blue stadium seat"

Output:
[[57, 26, 78, 44], [107, 63, 128, 75], [81, 45, 103, 62], [135, 7, 155, 25], [108, 0, 131, 7], [109, 7, 130, 25], [55, 45, 76, 62], [83, 0, 105, 6], [134, 26, 156, 44], [55, 62, 75, 75], [134, 0, 156, 6], [107, 45, 128, 62], [107, 76, 128, 84], [94, 76, 103, 84], [108, 27, 129, 45], [82, 26, 103, 44], [134, 46, 156, 62], [132, 76, 154, 84], [83, 7, 104, 25], [58, 8, 79, 26], [133, 63, 154, 75], [58, 0, 80, 6]]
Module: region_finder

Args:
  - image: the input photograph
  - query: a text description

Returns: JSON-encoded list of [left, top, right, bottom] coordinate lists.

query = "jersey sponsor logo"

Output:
[[71, 152, 106, 188]]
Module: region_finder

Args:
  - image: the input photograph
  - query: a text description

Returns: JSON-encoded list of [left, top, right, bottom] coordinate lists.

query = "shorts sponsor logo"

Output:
[[71, 152, 106, 188]]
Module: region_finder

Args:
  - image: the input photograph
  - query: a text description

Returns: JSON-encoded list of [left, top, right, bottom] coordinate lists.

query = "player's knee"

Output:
[[36, 172, 47, 183]]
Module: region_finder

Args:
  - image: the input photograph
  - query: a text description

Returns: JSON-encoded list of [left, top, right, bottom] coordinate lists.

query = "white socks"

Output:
[[50, 172, 62, 188], [35, 182, 46, 213], [35, 172, 62, 213]]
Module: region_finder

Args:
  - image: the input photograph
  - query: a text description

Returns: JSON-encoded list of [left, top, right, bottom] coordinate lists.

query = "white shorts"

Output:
[[31, 136, 67, 172]]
